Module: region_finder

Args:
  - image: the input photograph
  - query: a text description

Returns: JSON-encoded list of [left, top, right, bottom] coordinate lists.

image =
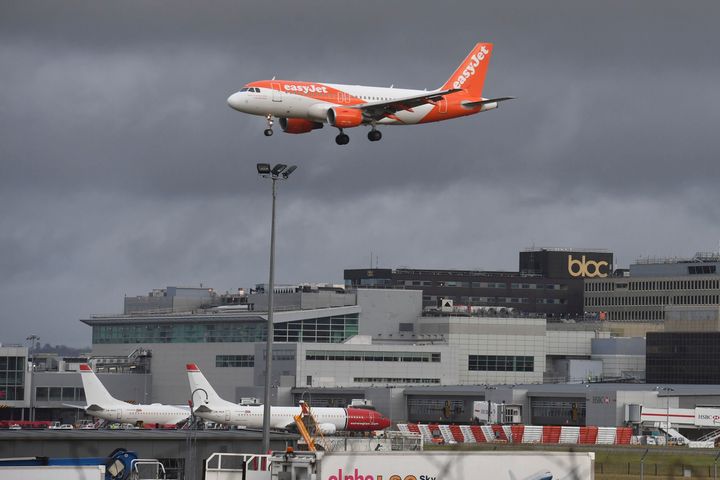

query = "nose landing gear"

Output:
[[264, 114, 274, 136]]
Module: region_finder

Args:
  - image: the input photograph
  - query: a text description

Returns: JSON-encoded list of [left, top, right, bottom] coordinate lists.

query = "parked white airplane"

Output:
[[75, 364, 190, 426], [186, 363, 391, 433]]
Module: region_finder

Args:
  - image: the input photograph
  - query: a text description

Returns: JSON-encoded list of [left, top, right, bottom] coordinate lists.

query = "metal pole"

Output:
[[666, 396, 670, 445], [262, 177, 277, 454], [640, 449, 648, 480], [714, 450, 720, 480]]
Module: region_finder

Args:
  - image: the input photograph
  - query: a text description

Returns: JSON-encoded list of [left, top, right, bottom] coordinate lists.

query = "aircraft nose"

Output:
[[227, 92, 243, 111], [377, 413, 391, 429]]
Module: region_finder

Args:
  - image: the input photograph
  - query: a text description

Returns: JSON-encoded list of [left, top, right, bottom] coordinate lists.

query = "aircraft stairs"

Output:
[[660, 427, 690, 445], [697, 428, 720, 443]]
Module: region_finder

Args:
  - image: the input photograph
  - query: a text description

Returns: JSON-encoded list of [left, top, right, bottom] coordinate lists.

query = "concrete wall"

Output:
[[665, 306, 720, 332], [440, 317, 545, 385], [364, 387, 407, 422], [294, 343, 450, 388], [91, 343, 256, 404], [356, 289, 422, 336], [546, 328, 610, 356]]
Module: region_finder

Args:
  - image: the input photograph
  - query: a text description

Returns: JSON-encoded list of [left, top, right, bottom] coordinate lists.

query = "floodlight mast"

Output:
[[257, 163, 297, 453]]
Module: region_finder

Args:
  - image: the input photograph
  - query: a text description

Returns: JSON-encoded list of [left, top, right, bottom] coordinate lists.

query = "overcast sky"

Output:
[[1, 1, 719, 347]]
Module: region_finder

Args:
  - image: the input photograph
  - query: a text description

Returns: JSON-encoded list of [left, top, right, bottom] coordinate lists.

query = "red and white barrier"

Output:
[[397, 423, 634, 446]]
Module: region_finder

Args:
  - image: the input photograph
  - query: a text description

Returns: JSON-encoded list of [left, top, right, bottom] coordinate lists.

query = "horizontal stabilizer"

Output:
[[463, 96, 516, 108], [62, 403, 88, 410]]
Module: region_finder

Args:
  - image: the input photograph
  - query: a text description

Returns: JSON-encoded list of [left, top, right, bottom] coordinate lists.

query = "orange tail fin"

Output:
[[442, 43, 494, 97]]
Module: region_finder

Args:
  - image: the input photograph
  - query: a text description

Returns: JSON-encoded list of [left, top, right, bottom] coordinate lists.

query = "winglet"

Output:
[[441, 43, 494, 98], [186, 363, 200, 372], [79, 364, 92, 372]]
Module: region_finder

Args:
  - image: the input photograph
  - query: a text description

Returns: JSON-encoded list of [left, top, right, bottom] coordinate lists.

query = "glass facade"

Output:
[[0, 356, 25, 401], [92, 314, 358, 344], [274, 315, 358, 343], [646, 332, 720, 384], [468, 355, 534, 372], [35, 386, 85, 402]]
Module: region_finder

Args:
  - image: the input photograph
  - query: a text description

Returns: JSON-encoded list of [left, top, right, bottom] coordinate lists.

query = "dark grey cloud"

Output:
[[1, 0, 720, 346]]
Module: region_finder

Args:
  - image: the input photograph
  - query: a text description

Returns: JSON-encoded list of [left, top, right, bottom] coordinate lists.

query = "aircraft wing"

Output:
[[462, 96, 516, 108], [352, 88, 461, 121]]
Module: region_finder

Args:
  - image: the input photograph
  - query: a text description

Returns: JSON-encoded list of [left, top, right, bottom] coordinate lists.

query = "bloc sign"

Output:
[[568, 255, 609, 278]]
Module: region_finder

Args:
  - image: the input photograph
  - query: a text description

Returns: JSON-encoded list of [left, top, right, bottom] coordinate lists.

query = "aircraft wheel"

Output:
[[335, 133, 350, 145], [368, 130, 382, 142], [264, 129, 273, 137]]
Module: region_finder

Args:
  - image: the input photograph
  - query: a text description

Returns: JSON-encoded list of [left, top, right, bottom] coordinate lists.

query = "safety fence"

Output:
[[397, 423, 634, 446]]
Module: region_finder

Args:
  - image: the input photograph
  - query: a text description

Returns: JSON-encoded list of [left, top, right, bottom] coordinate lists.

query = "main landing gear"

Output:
[[334, 128, 383, 146], [367, 128, 382, 142], [264, 114, 274, 136], [335, 129, 350, 145]]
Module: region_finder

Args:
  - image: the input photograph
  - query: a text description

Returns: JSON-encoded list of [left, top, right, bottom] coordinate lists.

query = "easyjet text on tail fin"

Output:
[[441, 42, 494, 97], [79, 364, 126, 407]]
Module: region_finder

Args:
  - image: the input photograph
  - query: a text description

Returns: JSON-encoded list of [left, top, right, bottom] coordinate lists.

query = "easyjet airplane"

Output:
[[186, 363, 391, 433], [227, 42, 512, 145]]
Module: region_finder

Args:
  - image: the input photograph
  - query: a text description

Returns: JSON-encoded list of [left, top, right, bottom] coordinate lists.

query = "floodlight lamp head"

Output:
[[282, 165, 297, 178], [257, 163, 271, 175], [271, 164, 287, 176]]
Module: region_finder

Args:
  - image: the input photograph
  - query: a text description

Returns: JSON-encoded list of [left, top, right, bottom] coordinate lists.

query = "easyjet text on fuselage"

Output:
[[284, 84, 328, 95]]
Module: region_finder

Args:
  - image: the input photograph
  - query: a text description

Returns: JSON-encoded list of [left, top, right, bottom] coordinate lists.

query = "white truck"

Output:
[[268, 450, 593, 480]]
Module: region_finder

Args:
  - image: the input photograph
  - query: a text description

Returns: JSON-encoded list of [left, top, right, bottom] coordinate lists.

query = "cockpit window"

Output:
[[240, 87, 249, 92], [252, 88, 260, 92]]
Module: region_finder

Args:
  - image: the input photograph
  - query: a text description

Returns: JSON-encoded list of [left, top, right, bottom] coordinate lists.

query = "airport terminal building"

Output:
[[6, 249, 720, 428]]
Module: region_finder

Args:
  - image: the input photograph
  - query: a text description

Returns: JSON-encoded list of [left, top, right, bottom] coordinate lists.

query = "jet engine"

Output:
[[279, 118, 324, 134], [326, 108, 363, 128], [317, 423, 337, 434]]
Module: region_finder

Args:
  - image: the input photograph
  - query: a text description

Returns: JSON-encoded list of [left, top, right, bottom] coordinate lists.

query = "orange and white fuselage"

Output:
[[227, 43, 512, 144]]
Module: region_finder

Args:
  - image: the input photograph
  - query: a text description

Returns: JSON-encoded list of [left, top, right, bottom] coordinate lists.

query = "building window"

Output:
[[216, 355, 254, 367], [354, 377, 440, 384], [306, 350, 440, 362], [468, 355, 534, 372], [0, 356, 25, 401], [689, 265, 717, 275]]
